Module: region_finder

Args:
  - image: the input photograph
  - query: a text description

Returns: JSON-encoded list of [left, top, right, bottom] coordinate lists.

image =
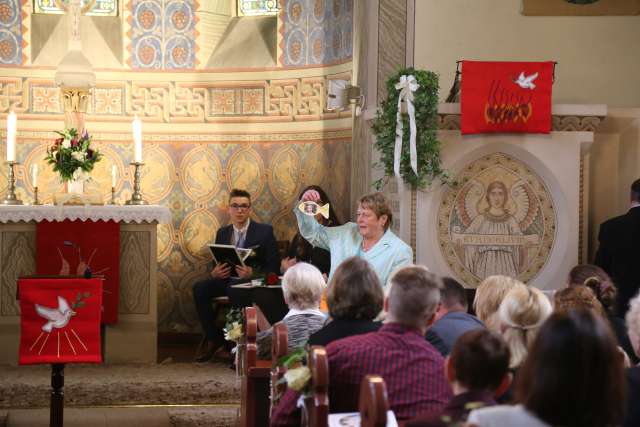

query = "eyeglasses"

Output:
[[230, 204, 251, 210]]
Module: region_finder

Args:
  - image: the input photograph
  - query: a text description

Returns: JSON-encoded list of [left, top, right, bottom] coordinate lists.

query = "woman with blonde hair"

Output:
[[498, 286, 552, 369], [473, 275, 526, 332]]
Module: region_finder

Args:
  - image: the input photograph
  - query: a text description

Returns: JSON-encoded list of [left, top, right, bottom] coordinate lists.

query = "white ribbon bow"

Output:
[[394, 74, 420, 178]]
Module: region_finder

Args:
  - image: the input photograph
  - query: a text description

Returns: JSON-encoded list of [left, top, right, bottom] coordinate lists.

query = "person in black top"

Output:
[[281, 185, 340, 276], [595, 178, 640, 316], [307, 256, 383, 346], [192, 188, 280, 362]]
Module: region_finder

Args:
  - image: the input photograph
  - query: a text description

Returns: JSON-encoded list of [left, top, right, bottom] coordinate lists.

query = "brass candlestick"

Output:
[[1, 161, 22, 205], [33, 186, 40, 205], [126, 162, 147, 205], [109, 186, 116, 205]]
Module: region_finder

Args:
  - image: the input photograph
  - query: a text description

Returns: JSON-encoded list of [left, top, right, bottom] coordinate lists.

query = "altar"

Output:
[[0, 205, 171, 364]]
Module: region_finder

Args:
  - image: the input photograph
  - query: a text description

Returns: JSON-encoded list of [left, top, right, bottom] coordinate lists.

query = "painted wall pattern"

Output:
[[280, 0, 353, 66], [1, 136, 351, 332], [0, 0, 25, 65], [0, 73, 351, 122], [129, 0, 199, 69]]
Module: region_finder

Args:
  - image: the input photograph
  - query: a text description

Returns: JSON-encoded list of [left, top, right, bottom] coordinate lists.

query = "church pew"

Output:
[[270, 322, 289, 415], [302, 346, 329, 427], [359, 375, 390, 427], [239, 306, 272, 427]]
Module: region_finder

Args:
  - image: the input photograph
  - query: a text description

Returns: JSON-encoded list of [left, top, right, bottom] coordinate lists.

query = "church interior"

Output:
[[0, 0, 639, 426]]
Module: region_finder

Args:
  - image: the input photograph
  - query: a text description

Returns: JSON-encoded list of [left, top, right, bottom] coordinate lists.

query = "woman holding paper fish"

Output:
[[282, 186, 341, 276], [295, 190, 413, 289]]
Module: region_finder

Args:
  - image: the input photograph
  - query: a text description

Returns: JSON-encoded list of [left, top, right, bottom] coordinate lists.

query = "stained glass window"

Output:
[[34, 0, 118, 17], [237, 0, 278, 16]]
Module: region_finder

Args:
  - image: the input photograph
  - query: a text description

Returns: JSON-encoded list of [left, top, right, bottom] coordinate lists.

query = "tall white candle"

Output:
[[111, 165, 117, 188], [132, 115, 142, 163], [6, 111, 16, 162], [32, 164, 38, 187]]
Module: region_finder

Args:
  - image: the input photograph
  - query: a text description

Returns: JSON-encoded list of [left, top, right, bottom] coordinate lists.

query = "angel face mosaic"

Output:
[[438, 152, 556, 287]]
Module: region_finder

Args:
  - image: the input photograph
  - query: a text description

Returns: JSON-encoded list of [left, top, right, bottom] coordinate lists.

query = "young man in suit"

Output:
[[192, 188, 280, 362], [595, 178, 640, 316]]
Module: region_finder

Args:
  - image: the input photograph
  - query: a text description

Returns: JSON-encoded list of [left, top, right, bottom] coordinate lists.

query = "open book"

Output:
[[328, 411, 398, 427], [208, 244, 255, 276]]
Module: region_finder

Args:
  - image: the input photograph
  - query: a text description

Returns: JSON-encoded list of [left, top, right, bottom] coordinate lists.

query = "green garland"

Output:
[[372, 67, 447, 189]]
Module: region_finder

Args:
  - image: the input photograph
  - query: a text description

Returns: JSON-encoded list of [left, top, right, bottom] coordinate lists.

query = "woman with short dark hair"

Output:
[[307, 257, 383, 346], [468, 309, 626, 427]]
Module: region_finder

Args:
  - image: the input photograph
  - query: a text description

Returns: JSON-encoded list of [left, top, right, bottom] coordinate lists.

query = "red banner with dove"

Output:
[[36, 220, 120, 324], [18, 278, 102, 364], [461, 61, 553, 135]]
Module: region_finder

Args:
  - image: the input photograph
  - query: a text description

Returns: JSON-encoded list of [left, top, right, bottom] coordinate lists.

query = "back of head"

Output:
[[474, 275, 525, 332], [387, 265, 442, 329], [440, 277, 468, 312], [450, 329, 510, 392], [516, 309, 626, 427], [327, 257, 383, 320], [631, 178, 640, 203], [567, 264, 616, 313], [626, 291, 640, 358], [498, 286, 552, 368], [282, 262, 325, 310], [554, 286, 606, 318]]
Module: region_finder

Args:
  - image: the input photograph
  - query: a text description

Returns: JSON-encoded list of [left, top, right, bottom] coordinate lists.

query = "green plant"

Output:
[[45, 128, 102, 182], [372, 67, 447, 189]]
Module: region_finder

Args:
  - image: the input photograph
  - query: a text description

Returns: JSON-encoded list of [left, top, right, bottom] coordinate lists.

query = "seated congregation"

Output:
[[230, 257, 640, 427]]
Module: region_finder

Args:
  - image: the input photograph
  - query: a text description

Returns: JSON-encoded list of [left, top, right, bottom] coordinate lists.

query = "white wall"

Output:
[[414, 0, 640, 108]]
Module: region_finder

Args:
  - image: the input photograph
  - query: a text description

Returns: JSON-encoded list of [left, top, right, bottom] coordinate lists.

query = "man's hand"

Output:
[[301, 189, 321, 202], [281, 257, 297, 273], [211, 262, 231, 279], [236, 265, 253, 279]]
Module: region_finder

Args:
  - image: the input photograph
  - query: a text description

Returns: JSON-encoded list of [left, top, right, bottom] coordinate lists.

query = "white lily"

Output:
[[224, 321, 243, 342], [284, 366, 311, 392], [72, 151, 85, 161], [62, 139, 71, 149]]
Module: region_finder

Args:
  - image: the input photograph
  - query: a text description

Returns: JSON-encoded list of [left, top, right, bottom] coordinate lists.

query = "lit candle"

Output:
[[32, 164, 38, 188], [132, 115, 142, 163], [111, 165, 116, 188], [6, 111, 16, 162]]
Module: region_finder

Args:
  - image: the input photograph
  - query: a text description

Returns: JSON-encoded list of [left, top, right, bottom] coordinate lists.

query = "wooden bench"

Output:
[[239, 306, 272, 427], [270, 321, 289, 415], [359, 375, 390, 427]]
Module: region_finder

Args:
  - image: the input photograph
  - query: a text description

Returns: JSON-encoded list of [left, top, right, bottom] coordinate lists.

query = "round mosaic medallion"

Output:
[[179, 209, 219, 263], [180, 146, 222, 202], [301, 144, 327, 187], [286, 29, 306, 66], [138, 145, 175, 203], [134, 36, 162, 68], [271, 209, 298, 243], [157, 222, 174, 262], [437, 152, 556, 287], [269, 146, 300, 204], [288, 0, 304, 24], [226, 148, 264, 199], [0, 30, 18, 64]]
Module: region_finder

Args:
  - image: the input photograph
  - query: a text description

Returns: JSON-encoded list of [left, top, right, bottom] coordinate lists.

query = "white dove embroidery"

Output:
[[514, 72, 539, 90], [35, 296, 76, 333]]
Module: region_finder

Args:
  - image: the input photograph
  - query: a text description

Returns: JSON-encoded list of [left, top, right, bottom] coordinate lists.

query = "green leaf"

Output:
[[277, 346, 306, 368]]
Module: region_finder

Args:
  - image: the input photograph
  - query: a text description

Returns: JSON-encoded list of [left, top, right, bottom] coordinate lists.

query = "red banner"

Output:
[[36, 220, 120, 324], [461, 61, 553, 135], [19, 278, 102, 365]]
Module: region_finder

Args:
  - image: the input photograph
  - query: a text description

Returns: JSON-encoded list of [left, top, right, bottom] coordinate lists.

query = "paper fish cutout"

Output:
[[298, 201, 330, 219]]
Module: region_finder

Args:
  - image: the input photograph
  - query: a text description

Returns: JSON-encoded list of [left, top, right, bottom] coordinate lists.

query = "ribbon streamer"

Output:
[[394, 75, 420, 178]]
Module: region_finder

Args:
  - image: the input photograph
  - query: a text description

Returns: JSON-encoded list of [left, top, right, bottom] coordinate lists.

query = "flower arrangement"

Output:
[[223, 307, 243, 342], [45, 128, 102, 182]]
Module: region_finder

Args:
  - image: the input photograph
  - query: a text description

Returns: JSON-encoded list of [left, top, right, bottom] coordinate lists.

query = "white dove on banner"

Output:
[[35, 296, 76, 333]]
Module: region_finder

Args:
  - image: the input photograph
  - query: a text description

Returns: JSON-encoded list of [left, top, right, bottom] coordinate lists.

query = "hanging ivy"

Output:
[[371, 67, 447, 189]]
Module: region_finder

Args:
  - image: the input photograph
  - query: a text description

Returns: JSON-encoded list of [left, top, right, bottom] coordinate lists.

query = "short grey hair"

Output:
[[281, 262, 325, 310], [626, 291, 640, 357], [387, 265, 442, 328]]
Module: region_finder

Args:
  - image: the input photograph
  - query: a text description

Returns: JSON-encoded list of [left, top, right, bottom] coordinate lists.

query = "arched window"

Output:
[[34, 0, 118, 17], [237, 0, 278, 16]]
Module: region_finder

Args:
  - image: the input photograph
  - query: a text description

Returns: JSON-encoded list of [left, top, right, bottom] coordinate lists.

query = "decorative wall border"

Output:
[[436, 114, 606, 132]]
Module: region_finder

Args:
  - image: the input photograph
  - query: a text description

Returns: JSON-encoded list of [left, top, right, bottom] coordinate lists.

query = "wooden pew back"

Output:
[[270, 322, 289, 414], [358, 375, 389, 427], [302, 345, 329, 427]]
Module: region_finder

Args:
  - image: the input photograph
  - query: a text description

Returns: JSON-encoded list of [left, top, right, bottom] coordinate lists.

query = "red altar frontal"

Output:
[[0, 205, 171, 364]]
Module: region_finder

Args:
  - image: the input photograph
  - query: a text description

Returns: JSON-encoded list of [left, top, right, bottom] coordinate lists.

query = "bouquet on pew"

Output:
[[224, 307, 243, 342], [277, 347, 310, 393]]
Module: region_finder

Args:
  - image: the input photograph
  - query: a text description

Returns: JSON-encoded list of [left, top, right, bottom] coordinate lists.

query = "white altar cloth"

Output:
[[0, 205, 172, 224]]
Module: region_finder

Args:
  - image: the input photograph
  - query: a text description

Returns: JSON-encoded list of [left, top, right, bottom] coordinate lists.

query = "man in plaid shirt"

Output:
[[271, 265, 452, 426]]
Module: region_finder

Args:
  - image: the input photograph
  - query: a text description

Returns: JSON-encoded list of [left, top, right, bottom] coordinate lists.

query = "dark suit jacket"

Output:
[[425, 311, 485, 356], [307, 318, 382, 347], [215, 220, 280, 276], [595, 206, 640, 314]]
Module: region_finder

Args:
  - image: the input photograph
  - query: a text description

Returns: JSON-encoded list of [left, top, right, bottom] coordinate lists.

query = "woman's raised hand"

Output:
[[301, 189, 321, 202]]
